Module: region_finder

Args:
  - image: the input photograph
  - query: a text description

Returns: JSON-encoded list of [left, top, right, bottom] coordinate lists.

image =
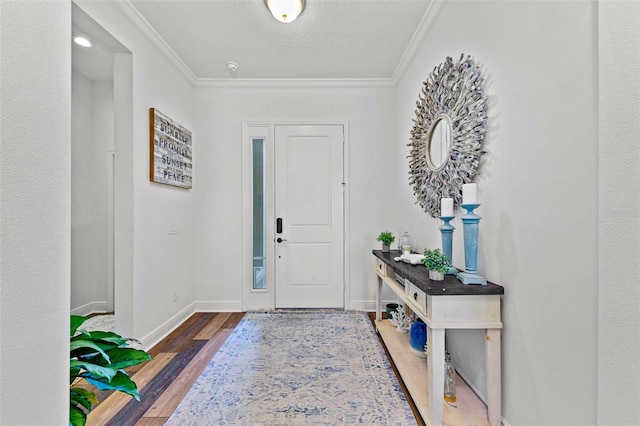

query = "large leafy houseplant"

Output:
[[70, 315, 152, 426]]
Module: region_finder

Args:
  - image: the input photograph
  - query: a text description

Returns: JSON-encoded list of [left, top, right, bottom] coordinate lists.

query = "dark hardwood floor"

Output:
[[81, 312, 424, 426]]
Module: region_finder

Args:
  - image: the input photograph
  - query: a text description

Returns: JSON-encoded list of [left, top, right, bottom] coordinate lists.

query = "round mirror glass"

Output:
[[426, 116, 452, 171]]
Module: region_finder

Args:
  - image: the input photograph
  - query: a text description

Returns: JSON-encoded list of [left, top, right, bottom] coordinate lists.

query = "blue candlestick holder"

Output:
[[457, 203, 487, 285], [438, 216, 458, 275]]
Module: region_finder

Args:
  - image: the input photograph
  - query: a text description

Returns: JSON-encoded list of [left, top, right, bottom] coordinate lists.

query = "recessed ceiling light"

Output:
[[73, 36, 92, 48]]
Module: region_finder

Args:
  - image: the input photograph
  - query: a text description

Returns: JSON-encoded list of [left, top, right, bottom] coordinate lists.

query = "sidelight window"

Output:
[[252, 138, 267, 290]]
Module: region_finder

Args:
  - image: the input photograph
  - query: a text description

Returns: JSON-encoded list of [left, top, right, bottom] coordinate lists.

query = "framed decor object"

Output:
[[149, 108, 192, 189], [408, 54, 488, 217]]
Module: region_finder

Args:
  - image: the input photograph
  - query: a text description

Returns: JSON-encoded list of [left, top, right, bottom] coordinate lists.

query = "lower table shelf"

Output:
[[376, 319, 490, 426]]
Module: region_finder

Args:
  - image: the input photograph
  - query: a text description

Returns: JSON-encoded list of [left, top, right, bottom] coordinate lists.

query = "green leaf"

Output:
[[71, 342, 120, 360], [71, 316, 87, 336], [71, 359, 117, 382], [69, 403, 87, 426], [70, 366, 82, 383], [100, 348, 152, 370], [83, 330, 130, 344], [72, 331, 129, 349], [70, 387, 97, 411], [85, 371, 141, 400], [71, 330, 125, 346], [70, 339, 111, 363]]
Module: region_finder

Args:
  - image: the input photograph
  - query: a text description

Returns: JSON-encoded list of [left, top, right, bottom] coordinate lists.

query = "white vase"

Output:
[[429, 270, 444, 281]]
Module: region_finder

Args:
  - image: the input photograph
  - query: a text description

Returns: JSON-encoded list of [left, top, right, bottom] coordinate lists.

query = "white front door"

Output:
[[274, 125, 344, 308]]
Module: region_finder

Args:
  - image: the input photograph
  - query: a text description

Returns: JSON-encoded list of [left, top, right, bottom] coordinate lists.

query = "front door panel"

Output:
[[274, 125, 344, 308]]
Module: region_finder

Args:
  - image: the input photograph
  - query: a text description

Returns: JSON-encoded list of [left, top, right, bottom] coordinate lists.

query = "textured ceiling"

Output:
[[73, 1, 436, 82], [128, 0, 434, 80]]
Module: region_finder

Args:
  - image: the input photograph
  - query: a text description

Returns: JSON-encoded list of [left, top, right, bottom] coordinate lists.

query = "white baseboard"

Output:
[[194, 300, 243, 312], [71, 301, 109, 316], [138, 303, 196, 351]]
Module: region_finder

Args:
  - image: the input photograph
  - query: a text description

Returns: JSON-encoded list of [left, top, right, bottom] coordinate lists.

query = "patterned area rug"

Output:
[[166, 310, 417, 425], [81, 314, 114, 332]]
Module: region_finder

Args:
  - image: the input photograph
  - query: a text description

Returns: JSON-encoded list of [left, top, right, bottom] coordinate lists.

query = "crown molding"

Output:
[[110, 0, 197, 83], [194, 78, 396, 89], [391, 0, 444, 83]]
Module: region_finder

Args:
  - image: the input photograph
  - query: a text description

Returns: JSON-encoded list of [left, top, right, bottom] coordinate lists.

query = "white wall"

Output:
[[395, 1, 599, 424], [0, 1, 71, 424], [598, 2, 640, 425], [71, 71, 113, 314], [75, 1, 195, 343], [193, 85, 398, 310]]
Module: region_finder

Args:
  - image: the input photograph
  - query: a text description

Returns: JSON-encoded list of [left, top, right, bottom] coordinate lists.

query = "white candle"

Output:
[[462, 183, 478, 205], [441, 198, 454, 217]]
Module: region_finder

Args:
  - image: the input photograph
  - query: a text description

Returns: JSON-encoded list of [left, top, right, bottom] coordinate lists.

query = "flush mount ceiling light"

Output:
[[73, 36, 92, 47], [264, 0, 305, 23]]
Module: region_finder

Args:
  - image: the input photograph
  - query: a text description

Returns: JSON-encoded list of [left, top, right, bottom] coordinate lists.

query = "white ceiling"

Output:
[[73, 0, 437, 82]]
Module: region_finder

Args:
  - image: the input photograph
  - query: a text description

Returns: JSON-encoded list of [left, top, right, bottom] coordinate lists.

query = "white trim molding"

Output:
[[138, 303, 196, 350], [390, 0, 444, 82], [71, 301, 110, 316], [195, 300, 244, 312], [195, 78, 395, 89], [108, 0, 197, 82]]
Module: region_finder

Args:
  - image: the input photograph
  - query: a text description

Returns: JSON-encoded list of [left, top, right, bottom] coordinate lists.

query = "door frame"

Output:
[[241, 121, 350, 311], [107, 150, 115, 312]]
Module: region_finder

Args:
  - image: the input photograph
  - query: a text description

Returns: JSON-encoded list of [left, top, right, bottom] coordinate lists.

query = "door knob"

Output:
[[276, 238, 287, 243]]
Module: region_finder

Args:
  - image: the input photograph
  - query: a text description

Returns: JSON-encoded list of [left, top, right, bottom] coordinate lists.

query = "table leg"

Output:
[[486, 328, 501, 426], [375, 274, 382, 322], [427, 326, 445, 426]]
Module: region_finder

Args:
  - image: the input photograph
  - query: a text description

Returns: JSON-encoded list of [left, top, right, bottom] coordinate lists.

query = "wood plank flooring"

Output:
[[82, 312, 424, 426]]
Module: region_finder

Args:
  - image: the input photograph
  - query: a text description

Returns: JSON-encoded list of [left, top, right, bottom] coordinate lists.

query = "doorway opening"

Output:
[[71, 5, 134, 337]]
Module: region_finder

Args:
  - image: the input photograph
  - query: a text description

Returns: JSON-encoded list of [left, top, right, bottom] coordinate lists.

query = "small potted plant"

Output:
[[423, 248, 451, 281], [377, 231, 395, 252]]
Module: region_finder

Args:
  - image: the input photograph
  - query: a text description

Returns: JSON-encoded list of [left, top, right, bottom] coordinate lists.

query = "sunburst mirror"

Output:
[[408, 55, 488, 218]]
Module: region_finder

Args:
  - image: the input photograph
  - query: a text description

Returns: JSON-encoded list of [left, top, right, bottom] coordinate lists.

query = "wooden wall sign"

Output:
[[149, 108, 192, 189]]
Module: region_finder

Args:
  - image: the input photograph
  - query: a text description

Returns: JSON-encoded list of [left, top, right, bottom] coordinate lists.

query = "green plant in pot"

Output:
[[423, 248, 451, 281], [70, 315, 152, 426], [377, 231, 395, 252]]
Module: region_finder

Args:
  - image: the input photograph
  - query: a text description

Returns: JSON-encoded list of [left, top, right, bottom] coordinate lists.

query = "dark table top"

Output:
[[373, 250, 504, 296]]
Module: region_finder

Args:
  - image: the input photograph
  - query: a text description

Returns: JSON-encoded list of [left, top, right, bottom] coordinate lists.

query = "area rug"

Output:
[[80, 314, 114, 332], [166, 310, 417, 425]]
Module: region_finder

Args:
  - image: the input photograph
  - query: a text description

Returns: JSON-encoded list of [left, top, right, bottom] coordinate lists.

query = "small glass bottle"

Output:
[[444, 351, 456, 403], [400, 231, 411, 254]]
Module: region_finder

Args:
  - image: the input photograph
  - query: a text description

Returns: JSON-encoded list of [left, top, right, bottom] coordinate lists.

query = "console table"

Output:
[[373, 250, 504, 426]]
